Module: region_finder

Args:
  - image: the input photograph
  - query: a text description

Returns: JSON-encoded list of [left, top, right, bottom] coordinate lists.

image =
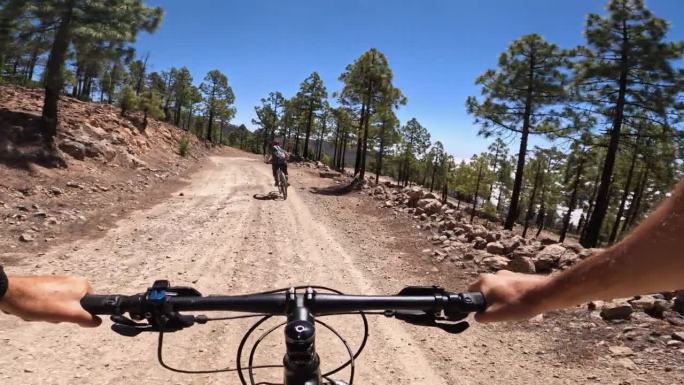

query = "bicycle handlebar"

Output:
[[81, 292, 486, 316]]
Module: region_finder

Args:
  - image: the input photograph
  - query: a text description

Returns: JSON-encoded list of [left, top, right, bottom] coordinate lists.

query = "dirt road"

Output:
[[0, 153, 675, 384]]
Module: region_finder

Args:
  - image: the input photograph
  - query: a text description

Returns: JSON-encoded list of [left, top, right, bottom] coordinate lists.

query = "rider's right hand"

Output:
[[468, 270, 549, 323], [0, 275, 102, 327]]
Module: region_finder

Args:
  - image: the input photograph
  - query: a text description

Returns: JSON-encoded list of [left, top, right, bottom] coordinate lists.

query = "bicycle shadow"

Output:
[[253, 191, 282, 200]]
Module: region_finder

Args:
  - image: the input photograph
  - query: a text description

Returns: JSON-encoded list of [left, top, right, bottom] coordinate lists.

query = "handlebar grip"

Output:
[[458, 292, 487, 312], [80, 294, 120, 315]]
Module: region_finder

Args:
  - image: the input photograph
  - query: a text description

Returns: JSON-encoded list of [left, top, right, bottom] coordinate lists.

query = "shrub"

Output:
[[179, 135, 190, 157]]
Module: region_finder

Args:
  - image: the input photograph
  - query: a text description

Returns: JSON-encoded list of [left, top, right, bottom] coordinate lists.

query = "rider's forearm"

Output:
[[530, 180, 684, 313]]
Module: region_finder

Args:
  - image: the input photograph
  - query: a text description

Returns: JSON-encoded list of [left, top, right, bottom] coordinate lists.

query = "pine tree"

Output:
[[398, 118, 430, 186], [33, 0, 162, 155], [467, 34, 568, 230], [575, 0, 684, 247], [199, 69, 235, 143], [296, 72, 327, 159]]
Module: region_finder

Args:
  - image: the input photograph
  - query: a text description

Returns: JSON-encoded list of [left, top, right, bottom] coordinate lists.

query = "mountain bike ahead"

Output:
[[81, 281, 486, 385]]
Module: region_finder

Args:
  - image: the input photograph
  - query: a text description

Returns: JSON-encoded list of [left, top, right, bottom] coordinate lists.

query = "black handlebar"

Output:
[[80, 285, 486, 317]]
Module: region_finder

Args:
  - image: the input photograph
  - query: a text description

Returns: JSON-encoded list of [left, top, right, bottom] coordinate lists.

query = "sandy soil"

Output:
[[1, 150, 682, 385]]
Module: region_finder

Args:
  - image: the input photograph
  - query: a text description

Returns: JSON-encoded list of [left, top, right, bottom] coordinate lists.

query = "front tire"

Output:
[[278, 170, 288, 200]]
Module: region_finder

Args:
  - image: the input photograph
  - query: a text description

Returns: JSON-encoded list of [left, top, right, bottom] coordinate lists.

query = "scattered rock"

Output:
[[502, 236, 523, 254], [481, 255, 510, 270], [417, 198, 442, 215], [629, 295, 670, 318], [58, 139, 86, 160], [485, 241, 505, 255], [50, 186, 64, 195], [564, 242, 584, 253], [671, 332, 684, 342], [587, 300, 605, 311], [66, 181, 83, 189], [608, 346, 634, 356], [506, 256, 536, 273], [472, 237, 487, 250], [600, 301, 633, 321], [19, 233, 34, 242], [613, 357, 637, 370], [673, 291, 684, 316]]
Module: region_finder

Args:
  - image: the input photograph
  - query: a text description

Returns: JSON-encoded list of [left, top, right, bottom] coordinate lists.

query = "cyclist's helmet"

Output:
[[271, 140, 280, 146]]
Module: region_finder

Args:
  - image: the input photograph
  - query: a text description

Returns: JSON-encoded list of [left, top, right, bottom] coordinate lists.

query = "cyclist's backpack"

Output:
[[274, 146, 287, 164]]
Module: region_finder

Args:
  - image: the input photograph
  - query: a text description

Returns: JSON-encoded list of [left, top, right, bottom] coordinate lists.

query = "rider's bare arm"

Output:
[[469, 180, 684, 323], [0, 274, 101, 327]]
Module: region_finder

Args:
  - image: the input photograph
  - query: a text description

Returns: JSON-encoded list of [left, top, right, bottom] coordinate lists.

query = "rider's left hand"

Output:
[[0, 276, 102, 327]]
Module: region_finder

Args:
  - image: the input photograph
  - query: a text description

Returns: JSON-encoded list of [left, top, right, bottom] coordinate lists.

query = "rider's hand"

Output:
[[0, 276, 102, 327], [468, 270, 550, 323]]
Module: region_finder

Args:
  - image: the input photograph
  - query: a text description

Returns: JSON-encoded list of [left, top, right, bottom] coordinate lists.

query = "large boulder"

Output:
[[506, 256, 536, 273], [467, 225, 488, 241], [58, 139, 86, 160], [417, 198, 442, 215], [481, 255, 510, 271], [404, 186, 424, 200], [510, 245, 536, 259], [84, 139, 116, 160], [486, 241, 506, 255], [534, 244, 567, 273], [501, 235, 523, 254]]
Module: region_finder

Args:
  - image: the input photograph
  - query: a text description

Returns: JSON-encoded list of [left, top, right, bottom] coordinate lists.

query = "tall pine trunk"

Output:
[[375, 121, 386, 184], [582, 21, 629, 248], [623, 167, 648, 233], [559, 157, 584, 242], [522, 160, 542, 238], [504, 53, 535, 230], [303, 100, 314, 159], [41, 2, 74, 150], [608, 138, 640, 244], [359, 78, 374, 180], [470, 161, 485, 223], [354, 103, 366, 175]]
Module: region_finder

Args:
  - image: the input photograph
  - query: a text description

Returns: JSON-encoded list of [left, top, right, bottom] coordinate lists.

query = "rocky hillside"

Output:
[[0, 86, 211, 255], [366, 183, 684, 326]]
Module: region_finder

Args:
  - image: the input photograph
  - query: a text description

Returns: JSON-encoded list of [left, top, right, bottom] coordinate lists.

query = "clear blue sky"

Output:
[[134, 0, 684, 160]]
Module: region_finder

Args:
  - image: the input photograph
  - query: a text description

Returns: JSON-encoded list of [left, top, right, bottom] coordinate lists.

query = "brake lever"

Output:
[[384, 310, 470, 334], [110, 315, 154, 337]]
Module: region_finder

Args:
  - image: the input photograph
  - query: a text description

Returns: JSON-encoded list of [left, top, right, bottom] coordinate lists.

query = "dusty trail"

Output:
[[0, 154, 656, 384]]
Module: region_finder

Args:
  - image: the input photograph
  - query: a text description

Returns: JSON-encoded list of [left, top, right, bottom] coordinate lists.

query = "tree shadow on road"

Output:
[[309, 182, 356, 196]]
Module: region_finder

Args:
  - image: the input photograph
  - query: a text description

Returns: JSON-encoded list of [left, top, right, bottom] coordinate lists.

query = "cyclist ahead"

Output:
[[266, 140, 289, 187]]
